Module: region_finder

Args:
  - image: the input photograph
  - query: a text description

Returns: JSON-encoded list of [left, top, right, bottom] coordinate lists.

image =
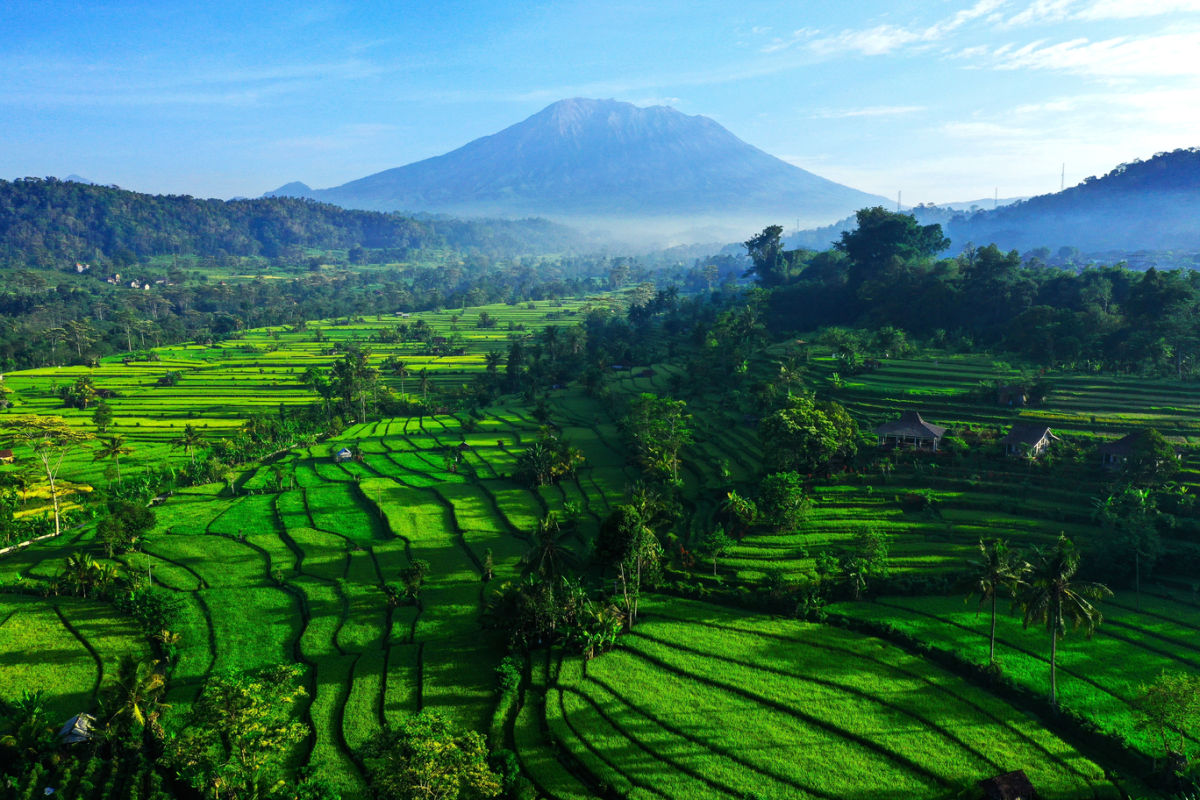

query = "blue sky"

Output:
[[3, 0, 1198, 205]]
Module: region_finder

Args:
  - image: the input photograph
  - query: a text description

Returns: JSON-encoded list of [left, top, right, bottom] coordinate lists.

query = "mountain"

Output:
[[941, 149, 1200, 256], [264, 181, 312, 198], [268, 98, 888, 244]]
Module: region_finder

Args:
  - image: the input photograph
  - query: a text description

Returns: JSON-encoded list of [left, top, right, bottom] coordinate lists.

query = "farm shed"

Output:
[[0, 449, 13, 464], [875, 411, 947, 452], [334, 447, 353, 463], [1001, 423, 1056, 457], [979, 769, 1038, 800]]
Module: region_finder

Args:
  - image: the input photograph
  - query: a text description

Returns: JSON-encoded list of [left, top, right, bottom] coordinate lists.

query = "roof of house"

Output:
[[1002, 423, 1055, 447], [979, 769, 1037, 800], [0, 449, 12, 459], [58, 713, 96, 744], [336, 447, 352, 456], [1097, 430, 1146, 456], [875, 411, 947, 439]]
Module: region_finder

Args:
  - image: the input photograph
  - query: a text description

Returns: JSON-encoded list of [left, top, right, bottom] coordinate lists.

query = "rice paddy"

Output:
[[4, 315, 1200, 797]]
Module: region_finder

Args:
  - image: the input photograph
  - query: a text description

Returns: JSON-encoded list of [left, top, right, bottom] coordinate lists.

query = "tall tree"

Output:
[[624, 393, 693, 485], [362, 710, 501, 800], [0, 416, 94, 537], [521, 513, 578, 584], [744, 225, 795, 287], [64, 318, 98, 360], [834, 206, 949, 290], [94, 434, 133, 483], [966, 538, 1027, 663], [104, 657, 168, 750], [1020, 535, 1111, 707], [166, 664, 309, 800], [1134, 671, 1200, 772], [170, 424, 204, 465], [758, 394, 858, 475]]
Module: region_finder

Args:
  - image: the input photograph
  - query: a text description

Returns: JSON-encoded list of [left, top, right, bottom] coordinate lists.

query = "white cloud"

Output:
[[760, 28, 818, 54], [771, 0, 1007, 57], [926, 0, 1011, 36], [807, 25, 926, 56], [987, 31, 1200, 77], [1002, 0, 1200, 25], [1003, 0, 1076, 25]]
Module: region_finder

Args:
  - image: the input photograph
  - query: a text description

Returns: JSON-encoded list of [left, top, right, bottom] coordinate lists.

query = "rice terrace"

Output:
[[5, 258, 1200, 800], [7, 5, 1200, 799]]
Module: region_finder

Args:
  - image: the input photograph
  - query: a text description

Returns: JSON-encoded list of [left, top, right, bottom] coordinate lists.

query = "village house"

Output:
[[1097, 430, 1181, 470], [1001, 423, 1056, 457], [875, 411, 947, 452], [997, 384, 1028, 407], [1098, 432, 1139, 469]]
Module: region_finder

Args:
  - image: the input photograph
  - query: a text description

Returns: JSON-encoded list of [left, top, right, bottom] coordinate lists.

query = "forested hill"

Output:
[[941, 148, 1200, 255], [0, 177, 588, 267]]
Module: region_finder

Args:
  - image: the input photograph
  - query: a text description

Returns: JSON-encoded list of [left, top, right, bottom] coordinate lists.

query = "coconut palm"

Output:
[[0, 690, 56, 760], [1020, 535, 1111, 707], [419, 369, 431, 403], [170, 424, 203, 465], [106, 657, 169, 747], [520, 513, 578, 583], [393, 359, 410, 396], [966, 538, 1028, 663], [94, 434, 133, 483], [62, 552, 100, 598]]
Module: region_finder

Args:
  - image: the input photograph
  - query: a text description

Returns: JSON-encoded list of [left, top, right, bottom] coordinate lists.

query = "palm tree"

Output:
[[0, 691, 56, 760], [62, 552, 99, 598], [419, 369, 431, 404], [966, 538, 1028, 663], [1020, 535, 1111, 707], [170, 424, 203, 465], [520, 513, 578, 583], [106, 657, 168, 747], [94, 435, 133, 483], [394, 359, 409, 396]]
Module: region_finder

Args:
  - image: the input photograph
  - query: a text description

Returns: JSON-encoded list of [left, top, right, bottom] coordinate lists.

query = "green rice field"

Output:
[[6, 316, 1200, 797]]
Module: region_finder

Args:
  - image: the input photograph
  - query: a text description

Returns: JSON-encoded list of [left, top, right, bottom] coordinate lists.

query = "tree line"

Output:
[[754, 207, 1200, 378]]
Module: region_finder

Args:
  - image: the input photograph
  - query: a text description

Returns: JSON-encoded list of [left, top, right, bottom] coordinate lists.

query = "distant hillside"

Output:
[[942, 149, 1200, 255], [269, 98, 889, 243], [0, 178, 590, 267]]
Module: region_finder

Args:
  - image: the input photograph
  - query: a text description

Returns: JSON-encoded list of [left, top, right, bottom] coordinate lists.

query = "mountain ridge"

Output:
[[268, 98, 889, 242], [941, 148, 1200, 255]]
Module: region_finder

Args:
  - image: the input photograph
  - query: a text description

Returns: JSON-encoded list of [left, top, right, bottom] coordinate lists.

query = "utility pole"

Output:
[[897, 190, 902, 212], [1060, 163, 1065, 192], [994, 187, 998, 209]]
